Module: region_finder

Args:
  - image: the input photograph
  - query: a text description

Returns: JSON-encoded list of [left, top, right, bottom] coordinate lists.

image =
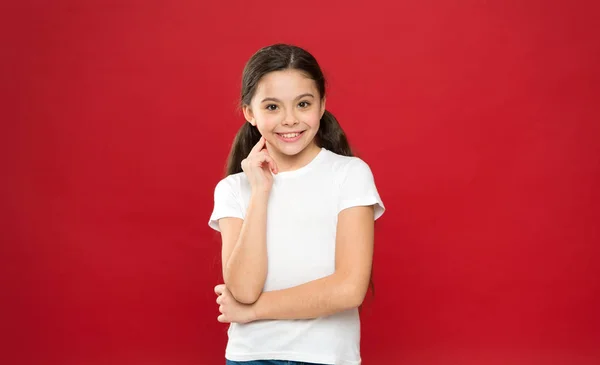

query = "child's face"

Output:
[[243, 69, 325, 158]]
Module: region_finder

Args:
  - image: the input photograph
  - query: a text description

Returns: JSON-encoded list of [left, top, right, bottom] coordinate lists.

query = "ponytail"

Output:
[[225, 122, 262, 176], [316, 110, 353, 157]]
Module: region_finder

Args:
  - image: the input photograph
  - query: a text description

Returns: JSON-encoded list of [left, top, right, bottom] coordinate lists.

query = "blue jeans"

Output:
[[226, 361, 329, 365]]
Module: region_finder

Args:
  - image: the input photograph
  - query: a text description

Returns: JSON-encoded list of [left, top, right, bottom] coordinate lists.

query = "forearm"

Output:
[[252, 272, 366, 320], [224, 192, 269, 303]]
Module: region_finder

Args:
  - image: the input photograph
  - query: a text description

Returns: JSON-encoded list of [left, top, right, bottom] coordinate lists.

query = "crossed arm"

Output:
[[218, 197, 375, 321]]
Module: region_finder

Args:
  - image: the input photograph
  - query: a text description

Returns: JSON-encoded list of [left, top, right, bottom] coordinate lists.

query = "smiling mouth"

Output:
[[277, 131, 304, 139], [275, 131, 304, 143]]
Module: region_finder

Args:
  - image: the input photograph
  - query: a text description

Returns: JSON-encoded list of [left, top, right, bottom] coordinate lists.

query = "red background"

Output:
[[2, 1, 599, 364]]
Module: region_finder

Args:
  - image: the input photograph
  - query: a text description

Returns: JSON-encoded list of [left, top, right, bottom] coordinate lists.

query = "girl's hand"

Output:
[[241, 137, 278, 194], [215, 284, 257, 324]]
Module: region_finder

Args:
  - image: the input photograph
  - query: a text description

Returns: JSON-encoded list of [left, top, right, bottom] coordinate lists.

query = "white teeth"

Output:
[[281, 133, 300, 138]]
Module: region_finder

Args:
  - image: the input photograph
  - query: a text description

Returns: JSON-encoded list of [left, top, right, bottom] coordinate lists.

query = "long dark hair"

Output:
[[225, 44, 352, 175], [224, 44, 375, 300]]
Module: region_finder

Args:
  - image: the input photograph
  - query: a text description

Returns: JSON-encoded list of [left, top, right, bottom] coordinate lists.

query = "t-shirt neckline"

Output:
[[274, 147, 327, 179]]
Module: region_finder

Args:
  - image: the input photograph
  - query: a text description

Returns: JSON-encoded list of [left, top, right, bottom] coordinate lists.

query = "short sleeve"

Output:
[[338, 158, 385, 220], [208, 178, 245, 232]]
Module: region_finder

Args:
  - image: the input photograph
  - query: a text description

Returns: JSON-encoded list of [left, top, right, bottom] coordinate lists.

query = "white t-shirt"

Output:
[[208, 148, 385, 365]]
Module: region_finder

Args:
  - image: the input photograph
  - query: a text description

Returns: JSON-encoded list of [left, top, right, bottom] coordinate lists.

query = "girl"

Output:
[[208, 44, 385, 365]]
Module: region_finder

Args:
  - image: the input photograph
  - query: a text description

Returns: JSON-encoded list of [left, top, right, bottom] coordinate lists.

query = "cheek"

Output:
[[305, 110, 322, 128], [255, 113, 279, 131]]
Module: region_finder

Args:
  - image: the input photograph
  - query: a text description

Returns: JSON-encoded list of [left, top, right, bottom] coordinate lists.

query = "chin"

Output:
[[276, 144, 306, 156]]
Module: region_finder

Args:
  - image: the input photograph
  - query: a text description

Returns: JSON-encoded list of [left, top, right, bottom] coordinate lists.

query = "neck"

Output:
[[269, 142, 321, 173]]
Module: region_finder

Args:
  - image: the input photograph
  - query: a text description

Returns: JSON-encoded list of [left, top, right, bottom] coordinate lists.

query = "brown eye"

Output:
[[298, 101, 310, 108], [266, 104, 278, 111]]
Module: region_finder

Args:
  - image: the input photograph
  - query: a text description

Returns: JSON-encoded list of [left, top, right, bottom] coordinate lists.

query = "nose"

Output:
[[281, 109, 299, 126]]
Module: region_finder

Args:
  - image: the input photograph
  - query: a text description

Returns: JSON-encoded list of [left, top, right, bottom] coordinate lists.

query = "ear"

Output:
[[242, 105, 256, 126], [320, 97, 327, 118]]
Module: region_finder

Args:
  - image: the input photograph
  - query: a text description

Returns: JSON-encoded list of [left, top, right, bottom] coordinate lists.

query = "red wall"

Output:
[[2, 1, 599, 364]]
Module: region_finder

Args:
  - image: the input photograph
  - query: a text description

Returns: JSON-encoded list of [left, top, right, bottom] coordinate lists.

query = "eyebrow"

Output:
[[260, 93, 315, 103]]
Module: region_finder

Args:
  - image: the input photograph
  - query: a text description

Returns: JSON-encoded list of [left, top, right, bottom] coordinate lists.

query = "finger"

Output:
[[269, 155, 278, 174], [269, 158, 278, 174], [250, 136, 266, 154], [214, 284, 225, 296], [216, 295, 222, 304], [262, 144, 278, 173], [256, 152, 274, 165], [256, 152, 277, 173], [217, 314, 228, 323]]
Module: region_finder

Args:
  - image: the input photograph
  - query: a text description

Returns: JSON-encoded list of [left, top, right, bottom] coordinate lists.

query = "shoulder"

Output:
[[323, 149, 385, 219], [213, 172, 249, 197], [321, 150, 375, 180]]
